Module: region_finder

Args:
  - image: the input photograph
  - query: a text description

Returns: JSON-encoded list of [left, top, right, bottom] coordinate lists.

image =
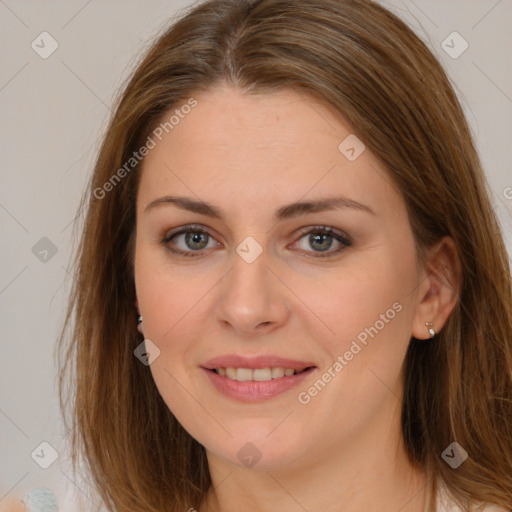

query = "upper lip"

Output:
[[202, 354, 316, 371]]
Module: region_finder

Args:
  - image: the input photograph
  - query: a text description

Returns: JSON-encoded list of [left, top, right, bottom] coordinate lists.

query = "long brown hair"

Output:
[[57, 0, 512, 510]]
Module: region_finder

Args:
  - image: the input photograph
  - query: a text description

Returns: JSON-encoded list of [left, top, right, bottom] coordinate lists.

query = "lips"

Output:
[[201, 354, 317, 402]]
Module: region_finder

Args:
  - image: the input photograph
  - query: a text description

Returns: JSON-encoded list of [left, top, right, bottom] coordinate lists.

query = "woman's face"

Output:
[[134, 84, 427, 470]]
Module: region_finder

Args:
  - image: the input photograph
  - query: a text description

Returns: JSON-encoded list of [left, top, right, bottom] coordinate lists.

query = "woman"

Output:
[[54, 0, 512, 511]]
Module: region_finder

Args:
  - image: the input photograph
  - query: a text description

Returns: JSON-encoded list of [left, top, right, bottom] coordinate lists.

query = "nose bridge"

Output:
[[227, 231, 269, 291], [216, 244, 290, 335], [224, 246, 272, 309]]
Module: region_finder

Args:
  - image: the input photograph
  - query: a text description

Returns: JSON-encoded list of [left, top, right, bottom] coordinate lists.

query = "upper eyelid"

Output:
[[163, 224, 213, 240]]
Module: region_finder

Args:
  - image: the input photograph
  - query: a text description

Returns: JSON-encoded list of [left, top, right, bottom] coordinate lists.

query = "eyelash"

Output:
[[161, 224, 352, 259]]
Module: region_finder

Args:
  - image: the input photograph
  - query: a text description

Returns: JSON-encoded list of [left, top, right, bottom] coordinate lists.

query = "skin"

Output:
[[0, 499, 24, 512], [134, 83, 460, 512]]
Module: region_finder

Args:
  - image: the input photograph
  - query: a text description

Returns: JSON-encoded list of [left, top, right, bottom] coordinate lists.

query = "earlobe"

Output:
[[411, 236, 461, 340], [137, 315, 144, 336], [135, 296, 144, 335]]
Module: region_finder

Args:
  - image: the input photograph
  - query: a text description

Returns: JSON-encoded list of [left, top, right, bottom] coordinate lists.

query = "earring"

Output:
[[425, 321, 436, 338], [137, 315, 144, 336]]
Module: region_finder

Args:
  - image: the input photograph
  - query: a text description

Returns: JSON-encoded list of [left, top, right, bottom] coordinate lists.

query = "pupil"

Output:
[[310, 233, 332, 251], [186, 231, 208, 250]]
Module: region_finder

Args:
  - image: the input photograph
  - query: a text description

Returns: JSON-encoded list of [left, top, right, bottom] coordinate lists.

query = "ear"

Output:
[[135, 296, 140, 315], [411, 236, 461, 340]]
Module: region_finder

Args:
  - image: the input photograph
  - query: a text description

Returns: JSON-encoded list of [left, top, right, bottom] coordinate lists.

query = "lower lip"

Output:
[[202, 367, 315, 402]]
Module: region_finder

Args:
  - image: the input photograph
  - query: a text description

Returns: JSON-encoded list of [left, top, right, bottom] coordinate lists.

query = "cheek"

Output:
[[135, 265, 206, 348], [134, 250, 213, 425], [298, 250, 416, 353], [135, 240, 197, 331], [302, 248, 418, 405]]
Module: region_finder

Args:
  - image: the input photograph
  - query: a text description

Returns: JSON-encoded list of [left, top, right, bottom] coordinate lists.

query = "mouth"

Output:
[[201, 355, 317, 402], [208, 366, 314, 381]]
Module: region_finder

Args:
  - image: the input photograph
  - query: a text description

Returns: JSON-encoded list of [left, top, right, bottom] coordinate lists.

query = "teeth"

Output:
[[226, 367, 237, 379], [215, 367, 306, 381], [271, 367, 284, 379], [237, 368, 253, 381]]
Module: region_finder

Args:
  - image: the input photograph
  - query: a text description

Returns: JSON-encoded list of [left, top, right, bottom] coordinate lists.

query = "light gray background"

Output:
[[1, 1, 511, 510]]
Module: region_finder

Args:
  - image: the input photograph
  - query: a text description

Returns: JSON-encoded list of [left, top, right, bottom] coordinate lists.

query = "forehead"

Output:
[[137, 84, 402, 221], [151, 86, 342, 157]]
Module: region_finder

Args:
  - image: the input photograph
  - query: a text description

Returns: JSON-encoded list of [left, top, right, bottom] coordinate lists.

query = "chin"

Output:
[[203, 428, 310, 471]]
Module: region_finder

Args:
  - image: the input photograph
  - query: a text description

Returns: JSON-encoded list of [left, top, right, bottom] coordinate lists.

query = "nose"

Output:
[[215, 251, 290, 338]]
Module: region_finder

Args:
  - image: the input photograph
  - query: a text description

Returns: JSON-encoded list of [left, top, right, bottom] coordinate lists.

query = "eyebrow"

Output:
[[144, 195, 375, 220]]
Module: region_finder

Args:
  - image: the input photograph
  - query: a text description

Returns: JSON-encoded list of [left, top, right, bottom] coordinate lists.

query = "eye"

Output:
[[291, 226, 351, 257], [161, 224, 351, 259], [162, 225, 221, 257]]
